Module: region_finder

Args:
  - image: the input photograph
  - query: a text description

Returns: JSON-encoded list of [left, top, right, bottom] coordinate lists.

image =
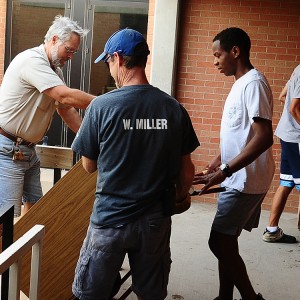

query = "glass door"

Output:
[[5, 0, 70, 146], [88, 0, 149, 96], [5, 0, 67, 67], [5, 0, 149, 147]]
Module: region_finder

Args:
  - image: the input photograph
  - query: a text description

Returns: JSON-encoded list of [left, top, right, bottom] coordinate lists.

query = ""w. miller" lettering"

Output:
[[123, 119, 168, 130]]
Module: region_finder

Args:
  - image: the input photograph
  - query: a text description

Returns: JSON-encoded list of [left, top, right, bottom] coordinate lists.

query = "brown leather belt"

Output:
[[0, 128, 35, 147]]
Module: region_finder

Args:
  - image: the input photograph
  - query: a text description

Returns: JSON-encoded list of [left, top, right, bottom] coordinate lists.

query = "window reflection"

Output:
[[90, 1, 149, 96], [10, 1, 65, 59], [6, 0, 149, 146]]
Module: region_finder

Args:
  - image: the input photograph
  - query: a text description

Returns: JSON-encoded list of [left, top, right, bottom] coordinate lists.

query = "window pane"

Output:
[[89, 0, 149, 96], [10, 0, 65, 59]]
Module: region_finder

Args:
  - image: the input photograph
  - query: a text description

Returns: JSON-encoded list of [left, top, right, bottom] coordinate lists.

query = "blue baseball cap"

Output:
[[94, 28, 150, 63]]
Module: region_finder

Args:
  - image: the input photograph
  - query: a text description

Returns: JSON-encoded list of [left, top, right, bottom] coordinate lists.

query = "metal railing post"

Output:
[[0, 204, 14, 300]]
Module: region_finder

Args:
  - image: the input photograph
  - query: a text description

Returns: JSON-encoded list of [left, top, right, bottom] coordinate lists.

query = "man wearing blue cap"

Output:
[[71, 28, 200, 300]]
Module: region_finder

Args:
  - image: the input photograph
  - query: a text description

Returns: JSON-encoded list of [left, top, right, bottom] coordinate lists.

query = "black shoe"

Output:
[[256, 293, 265, 300]]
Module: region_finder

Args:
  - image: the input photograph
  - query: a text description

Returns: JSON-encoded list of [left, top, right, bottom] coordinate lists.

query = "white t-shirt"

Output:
[[220, 69, 275, 194], [275, 64, 300, 143], [0, 44, 65, 143]]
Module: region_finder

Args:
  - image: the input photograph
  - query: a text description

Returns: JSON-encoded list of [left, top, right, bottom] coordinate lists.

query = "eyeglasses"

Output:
[[104, 55, 112, 69], [104, 54, 112, 63], [63, 42, 79, 54]]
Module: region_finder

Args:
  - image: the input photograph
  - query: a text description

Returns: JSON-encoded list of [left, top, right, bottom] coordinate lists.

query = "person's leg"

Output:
[[72, 225, 126, 300], [129, 202, 171, 300], [22, 145, 43, 216], [268, 185, 293, 227], [217, 261, 234, 299], [211, 189, 266, 299], [23, 202, 35, 214], [209, 229, 257, 300], [0, 136, 25, 217], [263, 139, 298, 243]]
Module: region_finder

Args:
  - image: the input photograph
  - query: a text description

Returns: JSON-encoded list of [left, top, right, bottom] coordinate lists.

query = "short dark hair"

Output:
[[122, 41, 149, 69], [109, 41, 149, 69], [213, 27, 251, 56]]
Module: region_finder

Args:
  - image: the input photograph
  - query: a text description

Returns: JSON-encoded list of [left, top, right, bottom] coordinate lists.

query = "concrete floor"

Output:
[[113, 202, 300, 300], [40, 169, 300, 300]]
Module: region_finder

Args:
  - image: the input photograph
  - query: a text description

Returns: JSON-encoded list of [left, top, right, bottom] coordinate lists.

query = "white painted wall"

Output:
[[150, 0, 180, 96]]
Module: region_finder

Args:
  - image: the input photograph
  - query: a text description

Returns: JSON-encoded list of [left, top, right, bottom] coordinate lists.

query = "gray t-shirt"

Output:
[[275, 64, 300, 143], [0, 44, 65, 143], [72, 84, 200, 227]]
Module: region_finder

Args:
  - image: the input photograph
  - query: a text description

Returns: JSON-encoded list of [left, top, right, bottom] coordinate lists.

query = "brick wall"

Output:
[[171, 0, 300, 212]]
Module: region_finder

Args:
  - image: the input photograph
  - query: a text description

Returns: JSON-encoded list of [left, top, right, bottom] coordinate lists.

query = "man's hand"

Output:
[[193, 168, 226, 193]]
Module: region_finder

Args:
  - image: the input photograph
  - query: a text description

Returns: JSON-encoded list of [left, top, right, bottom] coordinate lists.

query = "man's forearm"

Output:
[[63, 88, 95, 109], [176, 155, 195, 201], [57, 107, 82, 133], [44, 85, 95, 110]]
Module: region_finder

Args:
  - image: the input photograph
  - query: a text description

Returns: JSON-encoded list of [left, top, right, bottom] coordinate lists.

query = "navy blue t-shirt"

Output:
[[72, 84, 199, 227]]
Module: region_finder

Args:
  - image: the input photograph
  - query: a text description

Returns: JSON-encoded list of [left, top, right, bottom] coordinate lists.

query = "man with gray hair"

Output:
[[0, 15, 95, 218]]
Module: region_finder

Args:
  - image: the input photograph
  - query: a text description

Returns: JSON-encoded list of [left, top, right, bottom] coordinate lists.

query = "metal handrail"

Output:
[[0, 225, 45, 300]]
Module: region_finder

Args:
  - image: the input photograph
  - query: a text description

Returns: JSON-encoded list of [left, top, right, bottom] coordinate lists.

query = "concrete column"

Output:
[[150, 0, 180, 96]]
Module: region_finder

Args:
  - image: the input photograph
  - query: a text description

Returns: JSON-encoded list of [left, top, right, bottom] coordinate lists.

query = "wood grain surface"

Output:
[[35, 145, 74, 169], [13, 160, 97, 299]]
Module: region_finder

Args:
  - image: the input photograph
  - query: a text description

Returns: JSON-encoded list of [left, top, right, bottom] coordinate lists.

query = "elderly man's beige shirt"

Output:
[[0, 44, 65, 143]]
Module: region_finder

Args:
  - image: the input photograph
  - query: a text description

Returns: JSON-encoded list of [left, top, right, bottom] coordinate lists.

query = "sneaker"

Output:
[[262, 227, 298, 243]]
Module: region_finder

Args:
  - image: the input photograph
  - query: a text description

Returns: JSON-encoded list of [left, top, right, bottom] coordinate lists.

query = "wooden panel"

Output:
[[35, 145, 74, 169], [13, 160, 97, 299]]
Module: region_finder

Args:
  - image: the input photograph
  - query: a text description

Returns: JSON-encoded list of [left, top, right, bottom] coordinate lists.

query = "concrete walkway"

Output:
[[116, 202, 300, 300]]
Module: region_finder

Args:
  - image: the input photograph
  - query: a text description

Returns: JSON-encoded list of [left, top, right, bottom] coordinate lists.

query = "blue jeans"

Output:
[[0, 134, 42, 217], [72, 202, 172, 300]]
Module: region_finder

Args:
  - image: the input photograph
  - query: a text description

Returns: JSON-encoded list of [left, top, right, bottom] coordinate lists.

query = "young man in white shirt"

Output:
[[194, 27, 275, 300]]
